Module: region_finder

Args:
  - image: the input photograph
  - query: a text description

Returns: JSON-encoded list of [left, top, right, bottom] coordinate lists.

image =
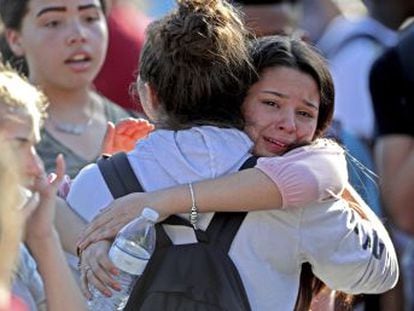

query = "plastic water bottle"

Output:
[[88, 207, 158, 311]]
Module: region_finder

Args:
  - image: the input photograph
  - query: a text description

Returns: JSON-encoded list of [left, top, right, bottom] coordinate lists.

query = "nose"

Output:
[[277, 111, 296, 133], [24, 147, 44, 180], [66, 21, 87, 45]]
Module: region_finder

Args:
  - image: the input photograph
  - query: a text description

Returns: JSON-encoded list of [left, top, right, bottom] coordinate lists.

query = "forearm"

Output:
[[148, 143, 347, 216], [79, 145, 347, 246], [146, 168, 282, 217], [55, 197, 87, 255], [27, 230, 87, 311]]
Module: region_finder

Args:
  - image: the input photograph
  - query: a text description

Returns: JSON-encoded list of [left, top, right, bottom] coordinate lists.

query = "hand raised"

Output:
[[25, 154, 65, 241]]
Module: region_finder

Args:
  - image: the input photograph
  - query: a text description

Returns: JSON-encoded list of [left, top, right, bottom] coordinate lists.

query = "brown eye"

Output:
[[262, 100, 278, 107], [45, 20, 61, 28], [298, 111, 314, 118], [84, 15, 99, 23]]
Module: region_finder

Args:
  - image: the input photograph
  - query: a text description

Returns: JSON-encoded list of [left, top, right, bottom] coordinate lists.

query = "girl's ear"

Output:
[[5, 29, 25, 56], [144, 83, 159, 114], [137, 75, 161, 122]]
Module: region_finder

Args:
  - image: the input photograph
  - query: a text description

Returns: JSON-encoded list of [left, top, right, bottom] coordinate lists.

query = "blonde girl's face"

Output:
[[7, 0, 108, 91], [0, 106, 43, 190], [242, 66, 320, 157], [0, 141, 23, 298]]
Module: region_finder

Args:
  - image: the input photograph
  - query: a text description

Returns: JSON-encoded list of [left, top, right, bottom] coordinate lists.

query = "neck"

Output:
[[44, 87, 94, 118], [46, 94, 99, 142], [45, 90, 99, 136]]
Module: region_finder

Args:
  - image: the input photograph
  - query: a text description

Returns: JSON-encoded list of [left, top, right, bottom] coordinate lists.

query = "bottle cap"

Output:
[[142, 207, 159, 222]]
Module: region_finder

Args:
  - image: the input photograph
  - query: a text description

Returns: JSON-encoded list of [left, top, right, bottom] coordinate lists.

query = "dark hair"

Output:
[[138, 0, 254, 130], [249, 35, 334, 139], [0, 0, 107, 76]]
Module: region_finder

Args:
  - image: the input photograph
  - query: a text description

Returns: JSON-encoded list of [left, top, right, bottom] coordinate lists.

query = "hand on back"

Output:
[[101, 119, 154, 155]]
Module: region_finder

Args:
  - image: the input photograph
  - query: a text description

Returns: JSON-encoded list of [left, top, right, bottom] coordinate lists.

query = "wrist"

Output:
[[145, 192, 171, 221], [26, 228, 60, 254]]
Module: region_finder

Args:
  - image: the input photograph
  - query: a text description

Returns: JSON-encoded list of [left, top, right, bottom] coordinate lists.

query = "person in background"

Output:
[[370, 25, 414, 311], [0, 61, 87, 311], [298, 3, 413, 228], [0, 0, 131, 178], [0, 140, 26, 311], [94, 0, 150, 115], [313, 0, 414, 144]]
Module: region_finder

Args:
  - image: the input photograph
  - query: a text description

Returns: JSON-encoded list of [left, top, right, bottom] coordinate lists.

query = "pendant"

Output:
[[48, 99, 96, 135], [53, 122, 89, 135]]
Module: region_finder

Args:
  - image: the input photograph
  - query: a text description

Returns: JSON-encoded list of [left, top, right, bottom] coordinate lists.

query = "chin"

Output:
[[254, 147, 279, 157]]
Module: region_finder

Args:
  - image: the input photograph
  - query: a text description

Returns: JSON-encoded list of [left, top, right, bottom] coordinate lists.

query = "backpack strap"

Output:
[[97, 152, 144, 198], [207, 156, 257, 252]]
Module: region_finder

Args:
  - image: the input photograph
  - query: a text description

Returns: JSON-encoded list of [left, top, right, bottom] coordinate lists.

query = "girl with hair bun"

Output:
[[68, 1, 398, 310]]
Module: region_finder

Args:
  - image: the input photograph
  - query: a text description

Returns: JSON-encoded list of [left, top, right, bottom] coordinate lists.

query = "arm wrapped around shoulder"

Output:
[[255, 139, 348, 209]]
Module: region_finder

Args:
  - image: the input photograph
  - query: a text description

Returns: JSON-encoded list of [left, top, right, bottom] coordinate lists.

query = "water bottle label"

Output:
[[109, 246, 150, 275]]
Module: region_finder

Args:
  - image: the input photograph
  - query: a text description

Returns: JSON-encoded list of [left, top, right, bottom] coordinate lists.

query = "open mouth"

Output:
[[65, 53, 92, 64], [264, 137, 288, 148]]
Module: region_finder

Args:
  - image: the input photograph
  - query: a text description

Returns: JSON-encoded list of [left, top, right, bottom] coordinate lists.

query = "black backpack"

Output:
[[97, 152, 257, 311]]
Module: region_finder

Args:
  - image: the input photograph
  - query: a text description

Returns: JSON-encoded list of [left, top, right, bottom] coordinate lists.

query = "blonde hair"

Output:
[[0, 137, 22, 294], [0, 62, 48, 131]]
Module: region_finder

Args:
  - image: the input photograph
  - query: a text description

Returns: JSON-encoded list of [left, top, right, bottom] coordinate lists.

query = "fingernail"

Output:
[[104, 290, 112, 297], [111, 268, 119, 276], [112, 283, 121, 291]]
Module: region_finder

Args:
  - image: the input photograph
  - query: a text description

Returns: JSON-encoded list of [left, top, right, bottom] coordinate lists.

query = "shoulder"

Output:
[[66, 162, 114, 221]]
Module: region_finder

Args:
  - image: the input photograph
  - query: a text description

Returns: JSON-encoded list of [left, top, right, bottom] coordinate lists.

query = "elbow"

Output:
[[373, 260, 399, 294], [355, 254, 400, 294]]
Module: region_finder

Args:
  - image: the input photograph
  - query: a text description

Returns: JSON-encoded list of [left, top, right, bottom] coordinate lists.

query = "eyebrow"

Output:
[[36, 4, 101, 17], [261, 90, 319, 111]]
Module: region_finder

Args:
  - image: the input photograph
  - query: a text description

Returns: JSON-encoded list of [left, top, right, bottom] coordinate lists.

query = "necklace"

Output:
[[48, 100, 96, 135]]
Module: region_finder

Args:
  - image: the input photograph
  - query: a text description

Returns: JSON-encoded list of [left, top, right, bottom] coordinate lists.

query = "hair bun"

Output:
[[157, 0, 246, 65], [139, 0, 253, 130]]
